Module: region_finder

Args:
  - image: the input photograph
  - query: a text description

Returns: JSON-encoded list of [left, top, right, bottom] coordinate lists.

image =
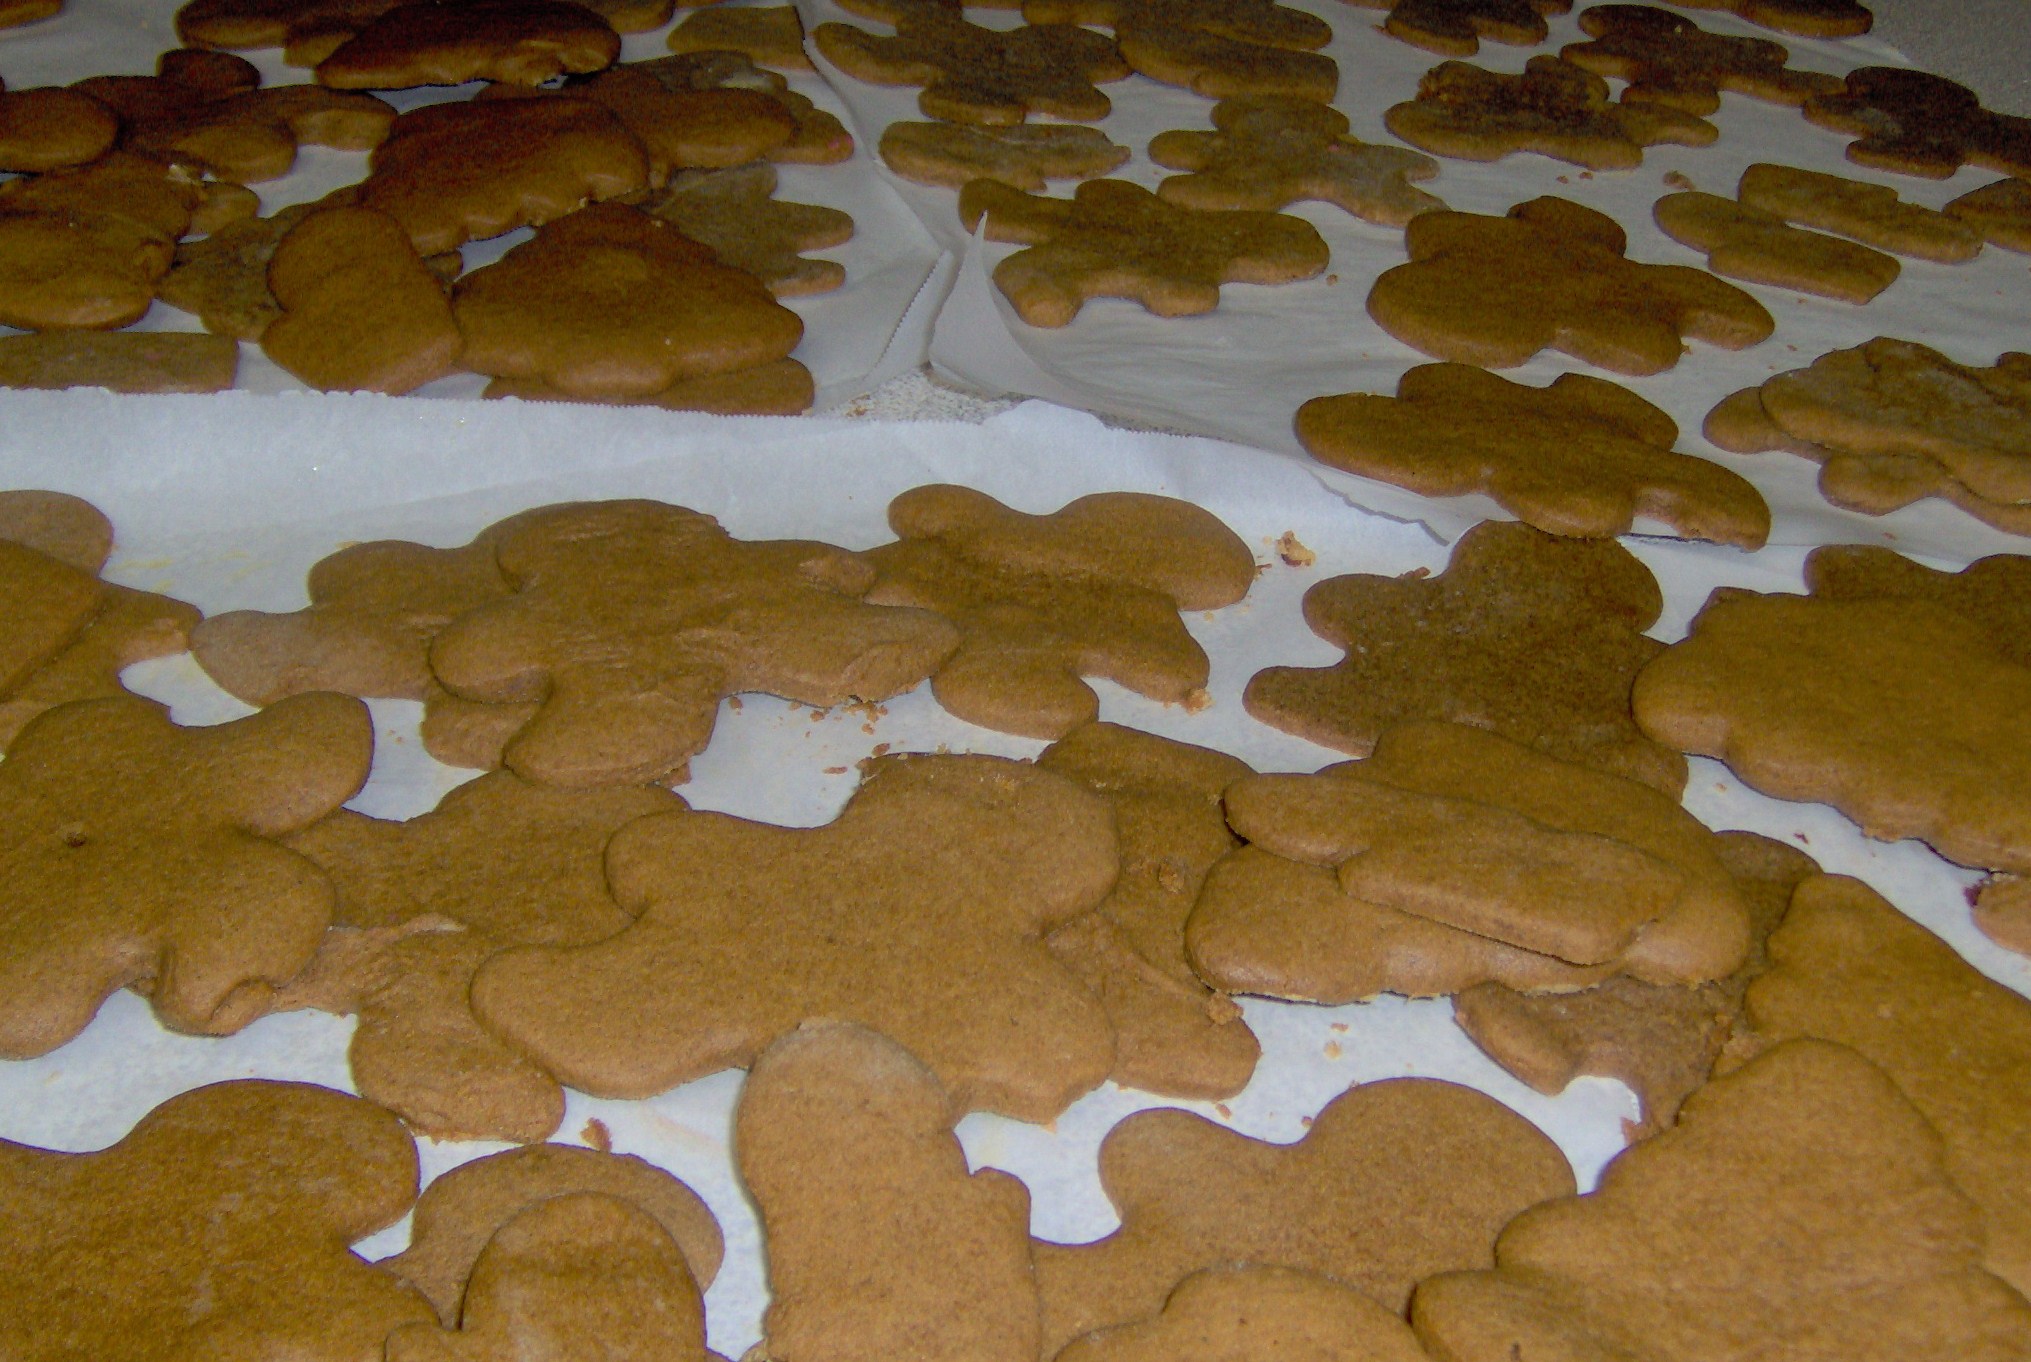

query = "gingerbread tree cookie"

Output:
[[1804, 66, 2031, 180], [1344, 0, 1571, 58], [0, 692, 372, 1057], [641, 162, 852, 298], [426, 498, 956, 787], [0, 1080, 434, 1362], [814, 10, 1129, 124], [1560, 5, 1842, 115], [1032, 1075, 1575, 1356], [1367, 195, 1774, 375], [864, 484, 1256, 738], [471, 753, 1118, 1122], [1150, 95, 1445, 225], [1245, 519, 1684, 792], [1022, 0, 1337, 101], [1384, 57, 1717, 171], [1411, 1040, 2031, 1360], [1296, 363, 1770, 545], [736, 1022, 1042, 1362], [960, 177, 1329, 326]]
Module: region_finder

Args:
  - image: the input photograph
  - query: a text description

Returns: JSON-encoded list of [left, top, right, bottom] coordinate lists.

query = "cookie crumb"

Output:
[[1183, 688, 1212, 713], [728, 696, 743, 710], [580, 1117, 612, 1153], [823, 765, 848, 774], [1213, 1102, 1233, 1120], [870, 742, 891, 757], [1326, 273, 1340, 285], [1323, 1040, 1343, 1059], [1275, 531, 1315, 567], [1663, 170, 1694, 189], [1330, 1022, 1348, 1033]]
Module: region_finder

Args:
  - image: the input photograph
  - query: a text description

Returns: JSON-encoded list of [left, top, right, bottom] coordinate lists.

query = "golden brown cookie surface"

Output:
[[1653, 188, 1902, 302], [1738, 161, 1984, 261], [641, 162, 852, 298], [1058, 1266, 1433, 1362]]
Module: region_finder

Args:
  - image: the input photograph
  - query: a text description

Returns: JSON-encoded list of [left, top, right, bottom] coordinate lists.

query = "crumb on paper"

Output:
[[1326, 272, 1340, 285], [727, 696, 743, 711], [1299, 1114, 1313, 1128], [1556, 174, 1570, 184], [1663, 170, 1693, 189], [1579, 171, 1593, 180], [1214, 1102, 1233, 1120], [1330, 1022, 1348, 1034], [823, 765, 848, 774], [1793, 832, 1810, 844], [1400, 566, 1430, 581], [1276, 531, 1315, 567], [1183, 688, 1212, 714], [580, 1117, 612, 1153], [1204, 992, 1242, 1024], [870, 742, 891, 758], [1323, 1040, 1343, 1060]]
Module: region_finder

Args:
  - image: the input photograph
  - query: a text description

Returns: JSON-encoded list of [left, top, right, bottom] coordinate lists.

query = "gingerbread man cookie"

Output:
[[1385, 57, 1717, 171], [815, 10, 1129, 123]]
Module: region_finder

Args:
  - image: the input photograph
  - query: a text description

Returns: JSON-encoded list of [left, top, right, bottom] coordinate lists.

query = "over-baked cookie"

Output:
[[1947, 177, 2031, 253], [1668, 0, 1871, 36], [1343, 0, 1571, 58], [1295, 363, 1769, 545], [960, 177, 1329, 326], [815, 10, 1129, 124], [641, 162, 851, 298], [0, 331, 239, 393], [1150, 95, 1444, 225], [1367, 195, 1774, 374], [473, 754, 1114, 1120], [1022, 0, 1337, 101], [1245, 519, 1684, 791], [0, 151, 205, 331], [1037, 722, 1259, 1100], [1032, 1075, 1575, 1356], [1738, 161, 1984, 262], [864, 484, 1256, 738], [313, 0, 621, 88], [0, 1080, 434, 1362], [1653, 189, 1901, 302], [880, 121, 1128, 190], [1804, 67, 2031, 179], [1410, 1039, 2031, 1360], [1560, 5, 1841, 115], [1058, 1266, 1431, 1362], [1384, 57, 1717, 171], [735, 1022, 1041, 1362], [483, 358, 816, 414], [426, 499, 956, 787], [1740, 875, 2031, 1294], [0, 86, 120, 172], [665, 4, 813, 71]]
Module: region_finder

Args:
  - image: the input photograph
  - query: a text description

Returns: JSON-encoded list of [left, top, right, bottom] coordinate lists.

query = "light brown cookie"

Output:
[[1560, 4, 1841, 115], [451, 203, 802, 398], [1947, 177, 2031, 253], [0, 331, 239, 393], [1740, 874, 2031, 1295], [1669, 0, 1871, 36], [1411, 1039, 2031, 1360], [815, 11, 1129, 124], [0, 490, 113, 570], [880, 121, 1128, 190], [1805, 543, 2031, 666], [1022, 0, 1337, 101], [1343, 0, 1572, 58], [426, 499, 957, 787], [1976, 875, 2031, 956], [1244, 519, 1683, 792], [1804, 66, 2031, 180], [1032, 1075, 1575, 1357], [385, 1193, 714, 1362], [735, 1022, 1042, 1362], [560, 68, 796, 182], [1450, 829, 1817, 1134], [260, 204, 463, 394], [278, 772, 688, 1142], [380, 1143, 724, 1323], [1058, 1266, 1433, 1362], [157, 200, 322, 339], [0, 86, 120, 173], [0, 151, 204, 331], [960, 177, 1329, 326], [665, 4, 812, 70], [314, 0, 621, 88], [1367, 195, 1773, 374], [1738, 162, 1984, 262], [0, 537, 113, 699], [482, 357, 815, 414], [0, 693, 373, 1056], [0, 1080, 435, 1362], [1634, 589, 2031, 873], [471, 753, 1117, 1121], [1036, 723, 1259, 1100], [1383, 56, 1717, 171], [632, 53, 854, 164], [1653, 189, 1901, 302], [1150, 95, 1443, 225], [863, 484, 1256, 738], [0, 585, 205, 752], [1296, 363, 1769, 546], [641, 162, 851, 298], [359, 95, 649, 254]]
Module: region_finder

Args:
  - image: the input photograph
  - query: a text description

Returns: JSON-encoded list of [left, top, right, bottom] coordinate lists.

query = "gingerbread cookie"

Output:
[[1411, 1039, 2031, 1360], [0, 0, 59, 24], [1740, 875, 2031, 1293], [1037, 723, 1259, 1100], [1150, 95, 1444, 225], [0, 331, 239, 393], [1738, 162, 1984, 262], [1384, 57, 1717, 171], [815, 11, 1129, 124], [1296, 363, 1769, 545], [1668, 0, 1871, 36], [1450, 829, 1816, 1133], [880, 121, 1128, 190], [472, 753, 1117, 1121], [381, 1143, 724, 1322], [864, 484, 1256, 738], [561, 67, 796, 181], [1245, 519, 1683, 791], [1948, 178, 2031, 253], [174, 0, 404, 56], [1368, 195, 1774, 374], [0, 693, 371, 1056], [314, 0, 621, 88], [359, 95, 649, 254], [0, 151, 204, 331], [0, 490, 113, 570], [1058, 1266, 1432, 1362], [0, 86, 120, 173], [1804, 67, 2031, 180], [665, 4, 813, 71], [1560, 5, 1842, 115], [642, 162, 852, 298], [1634, 589, 2031, 873], [1023, 0, 1337, 101], [452, 204, 805, 399], [278, 772, 688, 1142], [1805, 544, 2031, 667], [157, 200, 321, 339], [633, 52, 854, 164], [0, 1080, 434, 1362], [1976, 876, 2031, 956], [1032, 1075, 1575, 1356], [1653, 189, 1902, 303], [1344, 0, 1572, 58], [736, 1022, 1041, 1362], [0, 538, 105, 697], [482, 358, 816, 414], [426, 499, 956, 787], [960, 177, 1329, 326]]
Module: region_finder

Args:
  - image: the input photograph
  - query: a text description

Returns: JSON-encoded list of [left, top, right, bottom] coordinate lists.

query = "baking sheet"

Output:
[[0, 392, 2026, 1353]]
